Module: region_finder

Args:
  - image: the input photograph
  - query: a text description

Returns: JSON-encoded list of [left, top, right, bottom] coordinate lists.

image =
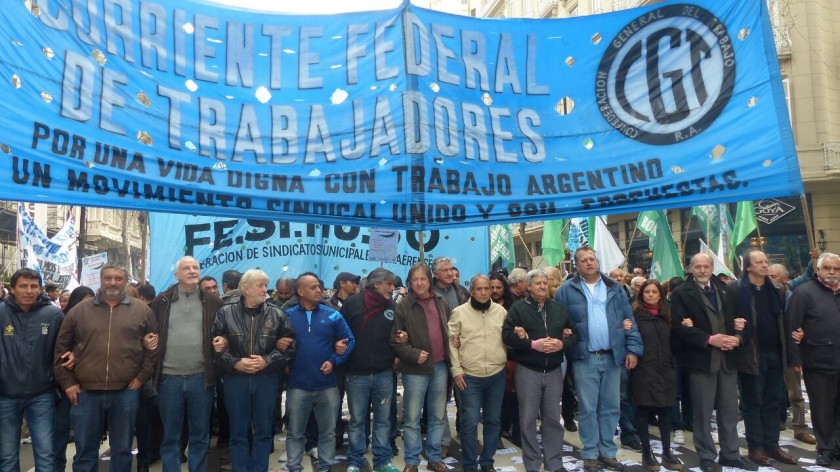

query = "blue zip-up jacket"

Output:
[[285, 302, 355, 391], [554, 273, 643, 366], [0, 293, 63, 397]]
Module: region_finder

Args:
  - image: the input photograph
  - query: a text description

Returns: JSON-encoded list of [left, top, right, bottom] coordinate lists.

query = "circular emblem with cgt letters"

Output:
[[596, 4, 735, 145]]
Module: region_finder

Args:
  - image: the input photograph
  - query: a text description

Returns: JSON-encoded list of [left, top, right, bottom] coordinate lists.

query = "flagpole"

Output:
[[754, 217, 765, 252], [623, 225, 638, 270], [800, 194, 817, 251], [681, 212, 694, 261], [517, 224, 535, 262]]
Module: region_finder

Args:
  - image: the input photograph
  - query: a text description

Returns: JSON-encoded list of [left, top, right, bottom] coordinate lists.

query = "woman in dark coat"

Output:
[[630, 280, 684, 471]]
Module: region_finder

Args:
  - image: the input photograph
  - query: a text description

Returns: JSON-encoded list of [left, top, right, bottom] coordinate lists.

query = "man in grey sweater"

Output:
[[149, 256, 223, 472]]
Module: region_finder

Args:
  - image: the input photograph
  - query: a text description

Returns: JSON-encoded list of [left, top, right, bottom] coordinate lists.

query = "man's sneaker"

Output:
[[673, 430, 684, 445], [347, 466, 362, 472], [307, 447, 319, 460], [373, 463, 401, 472], [621, 439, 643, 453], [583, 459, 599, 472], [277, 450, 288, 462], [20, 437, 32, 445]]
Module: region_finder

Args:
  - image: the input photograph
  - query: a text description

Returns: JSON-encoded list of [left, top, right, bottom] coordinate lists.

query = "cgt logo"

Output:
[[596, 4, 735, 145]]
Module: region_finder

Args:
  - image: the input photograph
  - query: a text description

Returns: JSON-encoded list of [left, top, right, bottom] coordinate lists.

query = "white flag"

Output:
[[699, 238, 735, 279], [593, 216, 625, 272]]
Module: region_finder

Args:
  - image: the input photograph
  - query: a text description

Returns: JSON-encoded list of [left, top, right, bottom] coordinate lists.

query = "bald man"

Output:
[[670, 253, 755, 472], [149, 256, 223, 472]]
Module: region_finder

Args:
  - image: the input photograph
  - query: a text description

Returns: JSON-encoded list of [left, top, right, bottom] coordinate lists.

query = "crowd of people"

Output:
[[0, 246, 837, 472]]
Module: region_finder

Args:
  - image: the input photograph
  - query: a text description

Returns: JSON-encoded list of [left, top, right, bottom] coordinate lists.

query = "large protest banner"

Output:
[[0, 0, 800, 229], [149, 213, 489, 290]]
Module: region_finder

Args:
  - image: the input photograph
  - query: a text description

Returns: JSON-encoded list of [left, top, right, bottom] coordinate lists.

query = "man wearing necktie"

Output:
[[670, 253, 755, 472]]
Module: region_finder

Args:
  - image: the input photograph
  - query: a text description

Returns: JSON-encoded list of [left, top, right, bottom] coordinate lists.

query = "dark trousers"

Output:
[[500, 392, 520, 441], [54, 391, 72, 472], [136, 389, 164, 466], [562, 361, 577, 423], [636, 406, 672, 454], [802, 368, 840, 453], [214, 378, 230, 447], [619, 368, 637, 443], [740, 351, 785, 451], [676, 365, 693, 431]]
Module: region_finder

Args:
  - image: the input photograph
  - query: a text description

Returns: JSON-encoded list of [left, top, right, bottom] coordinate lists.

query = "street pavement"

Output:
[[18, 389, 831, 472]]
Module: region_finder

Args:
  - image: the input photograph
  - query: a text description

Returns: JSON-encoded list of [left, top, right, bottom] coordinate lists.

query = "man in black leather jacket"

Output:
[[212, 269, 295, 472]]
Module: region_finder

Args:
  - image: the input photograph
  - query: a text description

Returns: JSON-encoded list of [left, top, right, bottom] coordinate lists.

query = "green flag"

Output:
[[644, 210, 684, 281], [691, 204, 733, 263], [731, 201, 758, 248], [489, 224, 517, 269], [691, 205, 720, 252], [636, 210, 661, 247], [541, 219, 568, 267]]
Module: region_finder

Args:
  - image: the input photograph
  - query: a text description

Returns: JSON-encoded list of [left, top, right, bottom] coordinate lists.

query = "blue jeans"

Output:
[[158, 373, 215, 472], [0, 391, 56, 472], [286, 387, 339, 472], [72, 389, 139, 472], [460, 370, 505, 470], [224, 373, 279, 472], [402, 362, 447, 466], [574, 353, 621, 460], [346, 372, 394, 469]]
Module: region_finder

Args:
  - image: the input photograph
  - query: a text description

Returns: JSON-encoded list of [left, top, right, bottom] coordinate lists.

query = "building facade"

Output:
[[0, 202, 147, 283]]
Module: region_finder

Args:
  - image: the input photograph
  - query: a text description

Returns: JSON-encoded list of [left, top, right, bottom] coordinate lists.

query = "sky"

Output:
[[208, 0, 403, 14]]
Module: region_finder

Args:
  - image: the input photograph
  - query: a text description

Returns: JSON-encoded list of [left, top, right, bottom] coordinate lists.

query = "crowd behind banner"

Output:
[[2, 242, 838, 472]]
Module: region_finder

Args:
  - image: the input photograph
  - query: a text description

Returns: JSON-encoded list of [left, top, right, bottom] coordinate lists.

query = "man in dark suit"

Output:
[[670, 253, 756, 472]]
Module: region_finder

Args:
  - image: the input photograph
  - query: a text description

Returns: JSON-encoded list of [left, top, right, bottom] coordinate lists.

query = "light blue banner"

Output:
[[0, 0, 801, 229], [149, 213, 489, 290]]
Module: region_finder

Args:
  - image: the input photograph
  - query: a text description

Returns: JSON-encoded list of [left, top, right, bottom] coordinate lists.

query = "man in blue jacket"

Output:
[[285, 272, 355, 472], [0, 268, 63, 471], [555, 247, 643, 472]]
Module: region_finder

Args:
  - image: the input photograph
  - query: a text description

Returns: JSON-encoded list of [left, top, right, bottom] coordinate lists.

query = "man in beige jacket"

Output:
[[448, 274, 508, 472]]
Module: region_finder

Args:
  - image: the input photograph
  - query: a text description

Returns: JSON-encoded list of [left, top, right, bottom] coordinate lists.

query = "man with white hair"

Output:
[[788, 252, 840, 467], [670, 253, 755, 472], [432, 257, 468, 310], [630, 276, 646, 302], [212, 269, 295, 472], [150, 256, 223, 472], [508, 268, 528, 302]]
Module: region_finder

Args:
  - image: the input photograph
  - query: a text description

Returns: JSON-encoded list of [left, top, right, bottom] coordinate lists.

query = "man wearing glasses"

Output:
[[788, 252, 840, 468]]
